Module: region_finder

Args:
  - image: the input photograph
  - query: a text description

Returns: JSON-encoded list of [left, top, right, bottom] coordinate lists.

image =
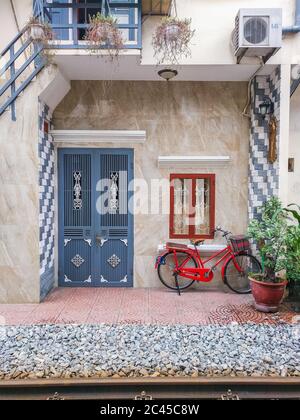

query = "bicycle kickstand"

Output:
[[174, 275, 181, 296]]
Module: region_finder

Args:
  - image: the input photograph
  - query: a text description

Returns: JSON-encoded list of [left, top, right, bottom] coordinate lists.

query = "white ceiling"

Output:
[[53, 53, 276, 82]]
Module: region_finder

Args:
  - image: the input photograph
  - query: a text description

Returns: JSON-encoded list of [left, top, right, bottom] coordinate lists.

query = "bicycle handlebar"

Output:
[[213, 227, 232, 237]]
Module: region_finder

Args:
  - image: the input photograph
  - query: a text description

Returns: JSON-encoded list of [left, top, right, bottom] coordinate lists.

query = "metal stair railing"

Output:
[[0, 26, 45, 121]]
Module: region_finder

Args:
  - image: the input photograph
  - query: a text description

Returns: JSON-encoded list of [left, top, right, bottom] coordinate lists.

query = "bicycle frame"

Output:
[[166, 244, 244, 283]]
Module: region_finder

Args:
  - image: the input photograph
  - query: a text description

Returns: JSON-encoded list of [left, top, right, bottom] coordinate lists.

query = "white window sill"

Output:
[[158, 156, 231, 168], [158, 244, 226, 254]]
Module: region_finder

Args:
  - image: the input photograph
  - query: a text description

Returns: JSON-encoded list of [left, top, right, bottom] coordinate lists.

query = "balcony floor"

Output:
[[0, 288, 295, 326]]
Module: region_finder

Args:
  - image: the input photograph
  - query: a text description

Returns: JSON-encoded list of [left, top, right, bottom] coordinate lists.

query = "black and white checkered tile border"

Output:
[[248, 66, 281, 222], [39, 102, 55, 300]]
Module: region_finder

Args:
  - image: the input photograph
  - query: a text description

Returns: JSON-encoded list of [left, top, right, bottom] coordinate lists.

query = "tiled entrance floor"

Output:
[[0, 288, 296, 326]]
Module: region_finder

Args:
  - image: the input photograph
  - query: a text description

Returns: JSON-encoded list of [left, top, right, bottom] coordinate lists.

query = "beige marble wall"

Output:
[[0, 66, 58, 303], [289, 86, 300, 205], [53, 81, 249, 289]]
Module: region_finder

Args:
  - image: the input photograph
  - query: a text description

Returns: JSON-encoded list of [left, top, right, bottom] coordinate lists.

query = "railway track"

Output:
[[0, 377, 299, 400]]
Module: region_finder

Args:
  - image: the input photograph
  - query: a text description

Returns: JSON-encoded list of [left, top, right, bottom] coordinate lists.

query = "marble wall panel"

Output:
[[0, 68, 58, 303]]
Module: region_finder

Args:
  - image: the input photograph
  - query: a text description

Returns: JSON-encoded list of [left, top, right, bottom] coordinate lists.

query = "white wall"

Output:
[[289, 87, 300, 205], [0, 0, 33, 52]]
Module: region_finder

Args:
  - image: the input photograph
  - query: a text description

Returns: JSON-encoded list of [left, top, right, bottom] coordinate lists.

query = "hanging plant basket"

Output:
[[152, 17, 195, 64], [164, 23, 181, 41], [27, 17, 53, 43], [85, 13, 124, 60]]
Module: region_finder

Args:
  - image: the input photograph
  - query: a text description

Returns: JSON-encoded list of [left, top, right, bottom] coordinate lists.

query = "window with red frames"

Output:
[[170, 174, 216, 239]]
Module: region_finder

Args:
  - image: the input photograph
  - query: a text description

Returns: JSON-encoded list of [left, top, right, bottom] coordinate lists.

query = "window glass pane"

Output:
[[44, 0, 139, 45], [110, 0, 138, 2], [170, 175, 214, 238], [173, 178, 191, 235], [111, 6, 138, 42], [77, 0, 101, 40], [49, 0, 71, 40], [195, 178, 211, 235]]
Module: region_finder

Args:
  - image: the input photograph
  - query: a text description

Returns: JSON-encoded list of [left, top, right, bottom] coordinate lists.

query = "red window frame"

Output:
[[170, 174, 216, 240], [44, 121, 49, 134]]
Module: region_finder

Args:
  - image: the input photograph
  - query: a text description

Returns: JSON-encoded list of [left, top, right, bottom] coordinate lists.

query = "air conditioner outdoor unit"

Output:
[[233, 9, 282, 63]]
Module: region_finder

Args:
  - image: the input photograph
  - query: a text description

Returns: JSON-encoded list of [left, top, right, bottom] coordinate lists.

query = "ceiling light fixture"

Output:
[[158, 69, 178, 81]]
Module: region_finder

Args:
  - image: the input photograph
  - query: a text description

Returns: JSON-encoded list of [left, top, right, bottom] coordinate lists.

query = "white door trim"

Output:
[[51, 130, 146, 144]]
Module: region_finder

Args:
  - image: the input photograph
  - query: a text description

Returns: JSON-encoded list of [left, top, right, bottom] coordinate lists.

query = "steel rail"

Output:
[[0, 377, 299, 400]]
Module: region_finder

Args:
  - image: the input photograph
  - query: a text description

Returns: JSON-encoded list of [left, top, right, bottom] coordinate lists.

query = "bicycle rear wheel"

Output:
[[158, 251, 197, 291], [223, 252, 262, 294]]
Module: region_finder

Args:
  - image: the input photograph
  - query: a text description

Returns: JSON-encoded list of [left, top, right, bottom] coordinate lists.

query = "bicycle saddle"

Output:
[[190, 240, 205, 247]]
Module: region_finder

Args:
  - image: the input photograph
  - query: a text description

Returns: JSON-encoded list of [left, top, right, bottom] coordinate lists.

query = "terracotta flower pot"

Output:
[[29, 23, 46, 41], [94, 23, 111, 37], [164, 24, 181, 42], [249, 277, 288, 313], [92, 23, 117, 46]]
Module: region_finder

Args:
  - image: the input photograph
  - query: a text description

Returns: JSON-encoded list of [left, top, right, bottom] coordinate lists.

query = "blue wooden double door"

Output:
[[58, 149, 134, 287]]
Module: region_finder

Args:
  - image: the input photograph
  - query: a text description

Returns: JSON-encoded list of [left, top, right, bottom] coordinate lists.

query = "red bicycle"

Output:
[[156, 227, 261, 295]]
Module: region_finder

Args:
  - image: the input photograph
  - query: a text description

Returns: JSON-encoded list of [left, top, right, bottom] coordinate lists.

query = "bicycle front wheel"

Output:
[[158, 251, 197, 291], [224, 252, 262, 294]]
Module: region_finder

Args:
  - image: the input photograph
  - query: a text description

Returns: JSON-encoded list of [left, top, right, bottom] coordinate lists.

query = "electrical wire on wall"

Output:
[[229, 28, 265, 118], [10, 0, 20, 32], [9, 0, 30, 60], [242, 58, 265, 118]]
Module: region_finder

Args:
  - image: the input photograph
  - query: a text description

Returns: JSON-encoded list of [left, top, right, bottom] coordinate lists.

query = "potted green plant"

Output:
[[285, 204, 300, 305], [85, 13, 123, 60], [152, 17, 195, 64], [27, 17, 53, 43], [248, 197, 289, 313]]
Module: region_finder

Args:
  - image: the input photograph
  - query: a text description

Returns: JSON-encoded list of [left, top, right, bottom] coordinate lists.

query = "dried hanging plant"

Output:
[[85, 13, 124, 60], [152, 17, 195, 64], [27, 16, 54, 43], [25, 17, 55, 66]]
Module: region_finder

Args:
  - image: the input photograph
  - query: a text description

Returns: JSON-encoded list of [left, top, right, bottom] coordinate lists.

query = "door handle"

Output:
[[96, 235, 107, 247], [96, 235, 102, 246]]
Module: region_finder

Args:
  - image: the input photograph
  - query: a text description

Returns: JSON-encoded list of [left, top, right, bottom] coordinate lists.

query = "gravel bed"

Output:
[[0, 323, 299, 380]]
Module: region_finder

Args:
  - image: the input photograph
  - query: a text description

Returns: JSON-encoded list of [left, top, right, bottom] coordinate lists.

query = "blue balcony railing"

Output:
[[0, 27, 45, 120], [34, 0, 142, 49]]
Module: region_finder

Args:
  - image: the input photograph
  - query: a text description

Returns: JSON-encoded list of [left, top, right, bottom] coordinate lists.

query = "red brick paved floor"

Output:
[[0, 288, 295, 326]]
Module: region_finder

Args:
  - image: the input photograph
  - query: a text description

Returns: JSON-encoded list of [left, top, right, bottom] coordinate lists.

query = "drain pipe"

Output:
[[283, 0, 300, 34]]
